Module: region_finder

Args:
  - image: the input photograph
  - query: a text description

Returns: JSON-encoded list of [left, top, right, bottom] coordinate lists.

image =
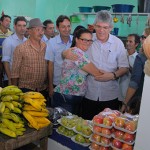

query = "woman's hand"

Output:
[[62, 47, 78, 61], [94, 71, 114, 81]]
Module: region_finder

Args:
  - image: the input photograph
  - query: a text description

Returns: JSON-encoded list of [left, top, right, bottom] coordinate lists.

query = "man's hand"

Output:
[[63, 47, 78, 61], [94, 71, 114, 81]]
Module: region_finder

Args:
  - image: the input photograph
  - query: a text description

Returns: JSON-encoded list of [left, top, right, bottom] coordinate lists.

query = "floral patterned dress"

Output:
[[54, 47, 90, 96]]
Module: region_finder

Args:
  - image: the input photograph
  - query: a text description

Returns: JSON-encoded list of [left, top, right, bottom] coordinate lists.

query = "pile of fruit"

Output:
[[22, 91, 51, 130], [90, 108, 138, 150], [57, 115, 91, 146], [0, 86, 25, 138]]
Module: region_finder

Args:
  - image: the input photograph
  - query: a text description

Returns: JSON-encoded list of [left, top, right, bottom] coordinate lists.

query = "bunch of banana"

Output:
[[0, 86, 26, 138], [22, 92, 51, 130], [0, 86, 23, 114]]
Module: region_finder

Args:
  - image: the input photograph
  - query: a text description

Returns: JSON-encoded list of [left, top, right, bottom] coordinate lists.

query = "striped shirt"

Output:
[[11, 39, 48, 91]]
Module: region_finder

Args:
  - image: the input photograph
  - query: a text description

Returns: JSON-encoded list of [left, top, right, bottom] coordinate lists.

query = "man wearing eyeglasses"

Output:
[[11, 18, 48, 100], [81, 10, 129, 119]]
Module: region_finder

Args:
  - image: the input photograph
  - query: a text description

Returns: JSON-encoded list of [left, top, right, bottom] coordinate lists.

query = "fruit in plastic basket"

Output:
[[124, 120, 137, 132], [93, 115, 104, 124], [75, 123, 82, 132], [61, 117, 68, 126], [75, 134, 85, 143], [103, 116, 113, 126], [101, 128, 111, 135], [114, 117, 125, 128], [114, 130, 124, 139], [101, 136, 110, 145], [122, 143, 133, 150], [123, 132, 135, 143], [99, 146, 109, 150], [85, 137, 90, 143], [93, 125, 102, 133], [58, 126, 66, 134], [91, 142, 100, 150], [81, 125, 92, 136], [92, 133, 101, 142], [112, 139, 123, 149]]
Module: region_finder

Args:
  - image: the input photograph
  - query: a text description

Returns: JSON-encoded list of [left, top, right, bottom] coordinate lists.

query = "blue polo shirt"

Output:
[[45, 34, 73, 85]]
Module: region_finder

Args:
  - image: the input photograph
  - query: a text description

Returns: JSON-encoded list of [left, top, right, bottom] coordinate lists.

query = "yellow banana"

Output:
[[13, 107, 22, 114], [27, 110, 49, 117], [32, 99, 46, 106], [0, 127, 17, 138], [0, 102, 5, 114], [38, 122, 50, 129], [1, 95, 13, 102], [0, 123, 7, 128], [4, 102, 14, 110], [33, 117, 51, 124], [12, 101, 22, 108], [24, 91, 44, 99], [23, 104, 48, 113], [3, 107, 10, 113], [23, 111, 39, 130], [28, 123, 34, 128], [2, 118, 17, 132], [24, 97, 42, 111]]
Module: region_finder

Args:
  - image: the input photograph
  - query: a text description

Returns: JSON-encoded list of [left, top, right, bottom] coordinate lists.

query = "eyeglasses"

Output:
[[79, 38, 93, 44], [140, 35, 147, 39], [95, 25, 110, 30]]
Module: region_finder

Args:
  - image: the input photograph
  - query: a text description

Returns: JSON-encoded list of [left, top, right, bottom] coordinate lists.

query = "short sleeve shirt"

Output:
[[54, 47, 90, 96]]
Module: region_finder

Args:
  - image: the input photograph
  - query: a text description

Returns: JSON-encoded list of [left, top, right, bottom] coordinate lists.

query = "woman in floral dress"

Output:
[[52, 28, 103, 115]]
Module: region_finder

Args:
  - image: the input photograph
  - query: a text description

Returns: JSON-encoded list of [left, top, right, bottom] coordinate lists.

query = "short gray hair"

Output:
[[94, 10, 113, 27]]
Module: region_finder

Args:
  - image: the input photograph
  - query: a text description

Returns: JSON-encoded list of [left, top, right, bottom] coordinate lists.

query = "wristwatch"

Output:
[[112, 72, 118, 80]]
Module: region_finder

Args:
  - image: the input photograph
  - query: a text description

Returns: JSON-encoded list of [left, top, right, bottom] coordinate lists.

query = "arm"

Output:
[[95, 67, 129, 82], [82, 62, 103, 77], [62, 47, 78, 61], [3, 62, 11, 85], [11, 46, 22, 86], [48, 61, 54, 97]]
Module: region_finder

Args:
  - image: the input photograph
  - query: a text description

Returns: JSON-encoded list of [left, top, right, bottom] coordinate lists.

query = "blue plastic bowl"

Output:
[[79, 7, 93, 13], [112, 4, 135, 13], [93, 6, 111, 12]]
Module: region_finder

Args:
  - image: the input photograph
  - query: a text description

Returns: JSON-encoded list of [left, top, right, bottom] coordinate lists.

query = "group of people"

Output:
[[0, 10, 148, 120]]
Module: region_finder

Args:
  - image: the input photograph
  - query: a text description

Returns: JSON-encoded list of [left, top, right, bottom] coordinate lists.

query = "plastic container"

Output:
[[93, 6, 111, 12], [112, 4, 135, 13], [79, 7, 93, 13]]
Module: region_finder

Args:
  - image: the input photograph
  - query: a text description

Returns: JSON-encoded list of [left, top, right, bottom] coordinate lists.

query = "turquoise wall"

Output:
[[0, 0, 147, 36]]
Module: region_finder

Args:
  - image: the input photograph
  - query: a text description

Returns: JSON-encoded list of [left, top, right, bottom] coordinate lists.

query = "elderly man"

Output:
[[2, 16, 27, 86], [42, 19, 55, 43], [0, 14, 12, 86], [11, 18, 48, 98]]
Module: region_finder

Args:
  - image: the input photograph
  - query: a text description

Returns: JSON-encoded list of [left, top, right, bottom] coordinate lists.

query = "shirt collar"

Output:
[[12, 33, 27, 41], [56, 34, 72, 44]]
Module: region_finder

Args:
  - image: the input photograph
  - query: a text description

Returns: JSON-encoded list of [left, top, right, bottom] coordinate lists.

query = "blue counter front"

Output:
[[49, 128, 90, 150]]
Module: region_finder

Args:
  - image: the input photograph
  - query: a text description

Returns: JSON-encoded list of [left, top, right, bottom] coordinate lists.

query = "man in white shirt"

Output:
[[119, 34, 140, 102], [42, 19, 55, 43], [2, 16, 27, 86]]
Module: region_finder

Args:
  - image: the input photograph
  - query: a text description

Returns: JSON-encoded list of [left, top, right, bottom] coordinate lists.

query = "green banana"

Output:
[[2, 118, 17, 132], [3, 108, 10, 113], [15, 130, 24, 136], [1, 87, 22, 96], [18, 127, 26, 132], [13, 107, 22, 114], [1, 95, 13, 101], [13, 122, 24, 128], [2, 113, 22, 123], [4, 102, 14, 110], [0, 102, 5, 114], [0, 127, 17, 138], [11, 95, 20, 101], [12, 101, 22, 108]]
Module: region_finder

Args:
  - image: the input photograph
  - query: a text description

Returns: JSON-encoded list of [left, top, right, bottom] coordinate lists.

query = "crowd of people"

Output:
[[0, 10, 149, 120]]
